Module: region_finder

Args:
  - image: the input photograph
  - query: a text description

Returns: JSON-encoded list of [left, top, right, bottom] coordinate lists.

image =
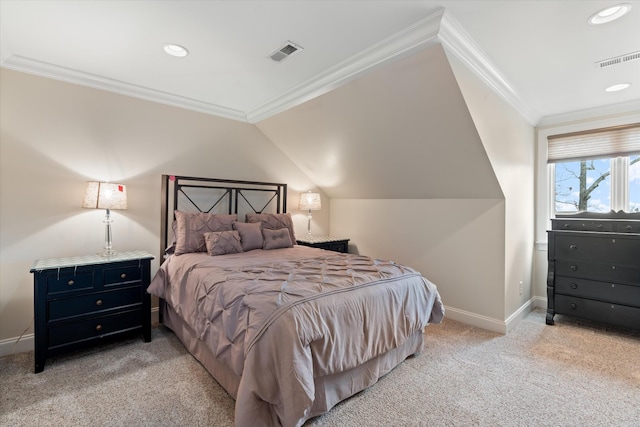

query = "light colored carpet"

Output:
[[1, 308, 639, 426]]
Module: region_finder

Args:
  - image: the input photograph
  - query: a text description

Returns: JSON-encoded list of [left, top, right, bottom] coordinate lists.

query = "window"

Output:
[[548, 124, 640, 214]]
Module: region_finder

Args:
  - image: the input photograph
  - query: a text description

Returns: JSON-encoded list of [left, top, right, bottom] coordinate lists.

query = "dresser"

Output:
[[31, 250, 154, 373], [546, 213, 640, 329], [296, 236, 350, 253]]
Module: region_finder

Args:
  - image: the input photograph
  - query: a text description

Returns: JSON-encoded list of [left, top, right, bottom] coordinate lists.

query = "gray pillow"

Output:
[[204, 230, 243, 256], [246, 213, 296, 245], [232, 221, 263, 251], [262, 227, 293, 250], [174, 211, 237, 255]]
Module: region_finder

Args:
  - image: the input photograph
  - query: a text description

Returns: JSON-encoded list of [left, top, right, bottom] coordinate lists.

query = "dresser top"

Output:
[[31, 250, 154, 272]]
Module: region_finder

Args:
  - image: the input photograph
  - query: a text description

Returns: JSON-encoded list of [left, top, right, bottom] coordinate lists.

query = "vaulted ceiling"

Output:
[[2, 1, 639, 126]]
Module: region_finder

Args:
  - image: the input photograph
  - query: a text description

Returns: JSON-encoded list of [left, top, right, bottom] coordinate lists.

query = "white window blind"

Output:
[[547, 123, 640, 163]]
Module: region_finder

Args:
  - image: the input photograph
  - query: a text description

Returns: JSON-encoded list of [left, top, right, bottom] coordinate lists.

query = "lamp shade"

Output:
[[83, 181, 128, 210], [299, 192, 321, 211]]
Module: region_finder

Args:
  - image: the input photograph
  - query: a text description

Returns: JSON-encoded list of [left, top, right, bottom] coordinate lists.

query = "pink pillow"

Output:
[[233, 221, 263, 251], [204, 231, 243, 256], [262, 228, 293, 250], [174, 211, 237, 255]]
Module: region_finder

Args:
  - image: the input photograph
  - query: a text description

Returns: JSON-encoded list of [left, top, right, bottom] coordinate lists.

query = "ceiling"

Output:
[[1, 1, 639, 125]]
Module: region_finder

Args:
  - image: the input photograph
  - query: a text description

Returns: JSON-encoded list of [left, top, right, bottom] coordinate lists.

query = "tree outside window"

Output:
[[554, 156, 639, 213]]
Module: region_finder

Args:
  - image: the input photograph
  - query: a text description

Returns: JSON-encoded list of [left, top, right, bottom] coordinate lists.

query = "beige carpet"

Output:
[[1, 308, 639, 426]]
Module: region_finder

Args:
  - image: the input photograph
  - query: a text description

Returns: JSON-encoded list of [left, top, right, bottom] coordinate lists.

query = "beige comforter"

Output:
[[147, 246, 444, 427]]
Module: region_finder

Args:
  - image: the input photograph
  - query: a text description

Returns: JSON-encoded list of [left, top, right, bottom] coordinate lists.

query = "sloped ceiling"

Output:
[[257, 43, 502, 200]]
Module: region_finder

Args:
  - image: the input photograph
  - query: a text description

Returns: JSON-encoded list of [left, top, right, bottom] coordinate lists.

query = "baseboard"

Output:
[[442, 305, 507, 334], [0, 333, 34, 358], [505, 299, 535, 333], [0, 307, 161, 357], [443, 297, 546, 335]]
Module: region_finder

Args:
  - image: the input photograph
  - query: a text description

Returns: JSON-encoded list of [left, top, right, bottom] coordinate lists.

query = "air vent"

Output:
[[268, 41, 303, 62], [595, 50, 640, 68]]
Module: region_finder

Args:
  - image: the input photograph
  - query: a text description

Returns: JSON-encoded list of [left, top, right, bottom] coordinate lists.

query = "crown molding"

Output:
[[245, 8, 446, 123], [437, 12, 541, 126], [1, 55, 247, 122], [537, 99, 640, 127], [2, 9, 540, 127]]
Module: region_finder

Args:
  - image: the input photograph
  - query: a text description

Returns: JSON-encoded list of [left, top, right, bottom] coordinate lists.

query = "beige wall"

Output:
[[0, 68, 326, 350], [446, 53, 536, 325], [330, 199, 506, 327], [257, 44, 530, 331]]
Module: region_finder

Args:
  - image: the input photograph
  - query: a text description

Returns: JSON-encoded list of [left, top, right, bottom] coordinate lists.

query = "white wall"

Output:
[[0, 68, 327, 351]]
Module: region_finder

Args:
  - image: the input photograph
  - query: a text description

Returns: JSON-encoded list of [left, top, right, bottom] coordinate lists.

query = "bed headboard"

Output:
[[160, 175, 287, 261]]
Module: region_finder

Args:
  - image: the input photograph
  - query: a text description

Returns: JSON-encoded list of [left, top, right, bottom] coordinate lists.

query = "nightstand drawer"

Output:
[[47, 272, 94, 295], [48, 286, 143, 321], [48, 308, 143, 348], [104, 265, 141, 286], [555, 276, 640, 306]]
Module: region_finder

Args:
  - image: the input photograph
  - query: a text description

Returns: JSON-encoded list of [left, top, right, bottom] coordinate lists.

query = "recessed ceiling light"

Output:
[[588, 3, 632, 24], [163, 44, 189, 57], [605, 83, 631, 92]]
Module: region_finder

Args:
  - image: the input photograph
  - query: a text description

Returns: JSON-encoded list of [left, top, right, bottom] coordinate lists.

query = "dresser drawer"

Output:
[[555, 276, 640, 306], [552, 220, 615, 232], [617, 221, 640, 233], [555, 295, 640, 330], [48, 286, 143, 321], [104, 265, 141, 286], [555, 260, 640, 285], [47, 271, 95, 295], [554, 235, 640, 265], [48, 308, 143, 348]]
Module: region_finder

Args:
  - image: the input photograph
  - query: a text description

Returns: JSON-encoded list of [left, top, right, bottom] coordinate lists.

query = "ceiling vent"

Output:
[[268, 41, 303, 62], [595, 50, 640, 68]]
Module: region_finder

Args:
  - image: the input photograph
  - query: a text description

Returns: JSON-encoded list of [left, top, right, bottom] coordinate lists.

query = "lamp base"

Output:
[[101, 209, 116, 257]]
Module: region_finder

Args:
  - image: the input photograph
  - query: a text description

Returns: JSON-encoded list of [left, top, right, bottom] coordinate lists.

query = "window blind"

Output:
[[547, 123, 640, 163]]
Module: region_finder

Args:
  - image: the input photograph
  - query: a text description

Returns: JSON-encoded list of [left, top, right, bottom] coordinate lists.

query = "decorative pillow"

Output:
[[246, 213, 296, 245], [174, 211, 237, 255], [204, 231, 243, 256], [232, 221, 263, 251], [262, 227, 293, 250]]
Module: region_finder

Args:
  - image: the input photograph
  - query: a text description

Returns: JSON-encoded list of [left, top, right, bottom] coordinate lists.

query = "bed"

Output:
[[147, 175, 444, 427]]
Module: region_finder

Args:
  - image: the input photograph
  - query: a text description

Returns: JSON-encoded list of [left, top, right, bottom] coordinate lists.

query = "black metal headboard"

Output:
[[160, 175, 287, 261]]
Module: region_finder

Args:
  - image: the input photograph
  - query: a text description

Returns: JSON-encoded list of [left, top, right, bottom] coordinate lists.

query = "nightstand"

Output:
[[30, 250, 154, 373], [296, 236, 350, 253]]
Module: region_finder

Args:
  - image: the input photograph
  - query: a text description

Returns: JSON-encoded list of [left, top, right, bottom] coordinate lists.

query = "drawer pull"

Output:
[[626, 226, 633, 231], [120, 273, 127, 279], [68, 280, 75, 286], [611, 265, 616, 270], [569, 244, 577, 250], [570, 265, 578, 271], [95, 299, 103, 306], [563, 223, 570, 229], [570, 283, 578, 289], [597, 224, 603, 230], [95, 324, 103, 332], [570, 303, 577, 309]]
